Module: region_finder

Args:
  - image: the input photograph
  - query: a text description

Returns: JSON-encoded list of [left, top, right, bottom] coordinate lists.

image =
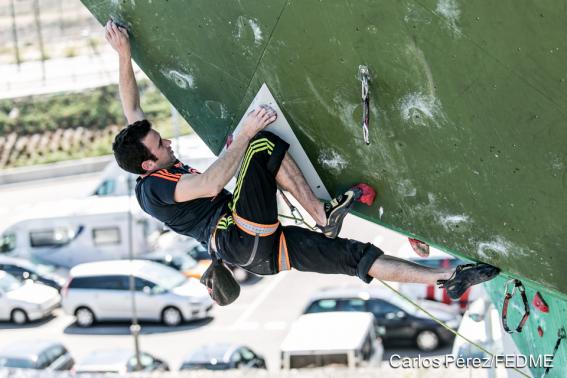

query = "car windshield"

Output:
[[157, 252, 197, 271], [140, 264, 187, 291], [181, 362, 231, 371], [0, 357, 35, 369], [33, 263, 56, 276], [172, 254, 197, 271], [0, 233, 16, 253], [0, 272, 22, 291]]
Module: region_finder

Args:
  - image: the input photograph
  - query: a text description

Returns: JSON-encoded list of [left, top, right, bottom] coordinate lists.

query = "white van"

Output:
[[0, 196, 162, 268], [61, 260, 213, 327], [280, 312, 383, 370]]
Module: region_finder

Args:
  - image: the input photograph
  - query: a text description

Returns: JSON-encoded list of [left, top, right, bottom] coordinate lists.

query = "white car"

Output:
[[61, 260, 213, 327], [280, 312, 384, 369], [0, 270, 61, 324], [74, 348, 169, 374]]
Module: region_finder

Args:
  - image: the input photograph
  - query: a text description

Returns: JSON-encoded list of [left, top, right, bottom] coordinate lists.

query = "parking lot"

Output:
[[0, 160, 455, 374]]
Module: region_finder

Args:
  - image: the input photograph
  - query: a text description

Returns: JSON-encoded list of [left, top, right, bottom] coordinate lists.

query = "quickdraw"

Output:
[[502, 279, 530, 333], [542, 328, 566, 377], [359, 65, 371, 145], [278, 189, 318, 231]]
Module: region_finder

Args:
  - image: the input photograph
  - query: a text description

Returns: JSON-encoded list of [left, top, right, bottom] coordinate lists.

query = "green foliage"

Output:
[[0, 80, 171, 136]]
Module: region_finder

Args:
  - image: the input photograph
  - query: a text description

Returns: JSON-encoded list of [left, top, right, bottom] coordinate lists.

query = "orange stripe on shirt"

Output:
[[156, 169, 182, 179], [150, 173, 179, 182]]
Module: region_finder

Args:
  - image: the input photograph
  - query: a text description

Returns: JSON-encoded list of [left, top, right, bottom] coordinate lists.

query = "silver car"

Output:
[[0, 270, 60, 324], [0, 339, 73, 371], [61, 260, 213, 327], [74, 348, 168, 374]]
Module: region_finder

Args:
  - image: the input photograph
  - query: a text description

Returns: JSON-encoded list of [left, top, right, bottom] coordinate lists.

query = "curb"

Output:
[[0, 155, 113, 185]]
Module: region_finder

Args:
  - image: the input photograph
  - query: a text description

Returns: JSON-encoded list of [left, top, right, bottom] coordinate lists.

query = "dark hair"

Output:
[[112, 120, 156, 174]]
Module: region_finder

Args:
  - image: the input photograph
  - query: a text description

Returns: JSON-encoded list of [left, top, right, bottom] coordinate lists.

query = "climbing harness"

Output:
[[359, 65, 371, 145], [502, 279, 530, 334], [232, 211, 278, 269], [542, 328, 566, 377]]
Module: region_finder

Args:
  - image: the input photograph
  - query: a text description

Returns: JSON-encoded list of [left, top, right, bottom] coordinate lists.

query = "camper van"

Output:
[[280, 312, 383, 370], [0, 196, 162, 268]]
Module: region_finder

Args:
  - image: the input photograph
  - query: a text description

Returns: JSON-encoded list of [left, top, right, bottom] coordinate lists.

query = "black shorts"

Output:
[[215, 131, 382, 283]]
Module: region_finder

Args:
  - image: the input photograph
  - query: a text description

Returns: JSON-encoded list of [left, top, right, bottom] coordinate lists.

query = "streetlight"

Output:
[[127, 175, 142, 370]]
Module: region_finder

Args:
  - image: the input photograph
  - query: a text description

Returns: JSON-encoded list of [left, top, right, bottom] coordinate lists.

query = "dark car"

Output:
[[180, 343, 266, 371], [0, 339, 74, 370], [0, 256, 66, 291], [303, 286, 462, 351], [74, 349, 169, 374]]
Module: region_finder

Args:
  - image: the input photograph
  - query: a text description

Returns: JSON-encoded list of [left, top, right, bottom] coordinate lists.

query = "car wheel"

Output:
[[162, 307, 183, 327], [75, 307, 95, 327], [231, 267, 249, 283], [416, 329, 440, 351], [11, 309, 28, 325]]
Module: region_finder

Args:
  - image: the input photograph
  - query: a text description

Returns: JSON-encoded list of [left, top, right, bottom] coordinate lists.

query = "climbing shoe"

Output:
[[437, 263, 500, 300], [318, 188, 359, 238]]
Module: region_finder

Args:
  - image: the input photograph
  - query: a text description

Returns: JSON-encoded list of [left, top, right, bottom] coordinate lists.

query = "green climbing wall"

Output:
[[81, 1, 567, 374], [485, 277, 566, 377]]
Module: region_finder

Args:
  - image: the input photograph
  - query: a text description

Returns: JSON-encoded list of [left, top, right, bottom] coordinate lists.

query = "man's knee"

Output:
[[356, 244, 384, 283]]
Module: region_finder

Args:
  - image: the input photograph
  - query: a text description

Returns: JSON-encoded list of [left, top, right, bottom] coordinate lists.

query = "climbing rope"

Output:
[[377, 279, 531, 378], [276, 190, 530, 377]]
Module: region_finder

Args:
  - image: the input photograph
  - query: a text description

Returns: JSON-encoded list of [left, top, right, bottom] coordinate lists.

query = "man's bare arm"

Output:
[[174, 107, 277, 202], [105, 21, 145, 124]]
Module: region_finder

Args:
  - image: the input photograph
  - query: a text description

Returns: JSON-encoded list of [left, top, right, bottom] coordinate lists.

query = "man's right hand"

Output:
[[105, 20, 131, 59], [241, 105, 277, 139]]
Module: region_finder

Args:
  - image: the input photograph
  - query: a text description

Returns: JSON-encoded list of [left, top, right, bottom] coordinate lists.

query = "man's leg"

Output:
[[276, 153, 326, 225], [276, 152, 358, 239], [368, 255, 451, 285], [282, 225, 499, 299]]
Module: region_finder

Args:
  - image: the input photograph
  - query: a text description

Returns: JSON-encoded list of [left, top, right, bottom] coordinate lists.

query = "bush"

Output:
[[0, 80, 172, 136]]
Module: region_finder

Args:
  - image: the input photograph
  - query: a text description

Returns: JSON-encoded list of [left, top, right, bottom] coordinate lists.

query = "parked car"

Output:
[[74, 349, 168, 374], [153, 231, 253, 282], [0, 340, 73, 371], [0, 270, 60, 324], [303, 286, 461, 351], [280, 312, 383, 369], [139, 250, 208, 280], [0, 196, 162, 268], [0, 256, 66, 291], [61, 260, 213, 327], [180, 343, 266, 371]]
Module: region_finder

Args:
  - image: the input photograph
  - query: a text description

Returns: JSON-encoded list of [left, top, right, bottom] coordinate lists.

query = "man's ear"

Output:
[[141, 159, 155, 172]]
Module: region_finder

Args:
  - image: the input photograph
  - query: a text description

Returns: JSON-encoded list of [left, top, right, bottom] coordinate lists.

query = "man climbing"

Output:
[[106, 20, 499, 305]]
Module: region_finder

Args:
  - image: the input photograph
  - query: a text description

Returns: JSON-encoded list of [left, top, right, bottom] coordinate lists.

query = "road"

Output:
[[0, 165, 455, 373]]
